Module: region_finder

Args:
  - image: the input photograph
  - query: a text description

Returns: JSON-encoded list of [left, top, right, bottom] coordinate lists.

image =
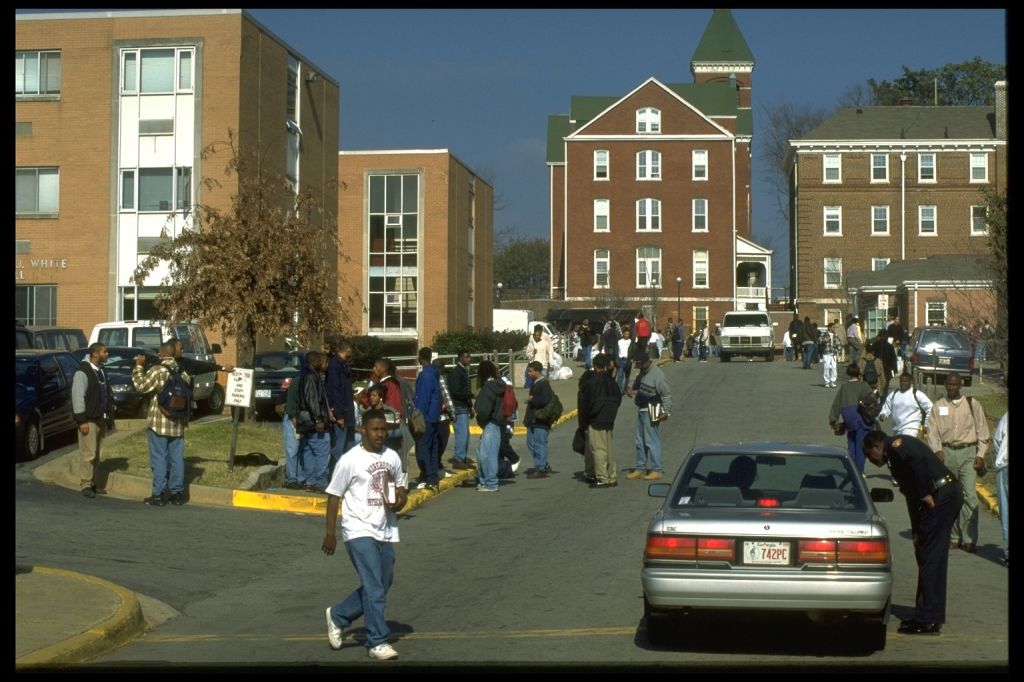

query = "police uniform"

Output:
[[881, 434, 962, 632]]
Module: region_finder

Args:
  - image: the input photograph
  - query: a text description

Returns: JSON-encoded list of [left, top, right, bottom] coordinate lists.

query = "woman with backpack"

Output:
[[473, 360, 508, 493]]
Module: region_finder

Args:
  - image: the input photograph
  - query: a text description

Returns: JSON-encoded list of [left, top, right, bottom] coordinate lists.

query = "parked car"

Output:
[[249, 351, 305, 419], [15, 349, 80, 459], [71, 346, 161, 418], [89, 321, 225, 413], [15, 324, 88, 351], [642, 443, 893, 651], [906, 326, 974, 387]]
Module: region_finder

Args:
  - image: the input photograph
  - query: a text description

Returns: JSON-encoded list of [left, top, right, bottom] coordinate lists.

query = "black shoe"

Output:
[[526, 469, 548, 479], [144, 494, 167, 507], [90, 484, 107, 495], [283, 481, 302, 490], [584, 476, 597, 485], [899, 620, 941, 635], [169, 492, 186, 506], [81, 487, 96, 498], [589, 481, 618, 488]]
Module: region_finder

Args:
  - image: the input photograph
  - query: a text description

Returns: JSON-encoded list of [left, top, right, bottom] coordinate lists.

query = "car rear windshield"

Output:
[[919, 330, 971, 352], [671, 452, 866, 511], [254, 354, 303, 372], [723, 315, 770, 328]]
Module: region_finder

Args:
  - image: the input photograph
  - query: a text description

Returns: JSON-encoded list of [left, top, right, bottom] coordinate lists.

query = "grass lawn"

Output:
[[99, 417, 286, 489]]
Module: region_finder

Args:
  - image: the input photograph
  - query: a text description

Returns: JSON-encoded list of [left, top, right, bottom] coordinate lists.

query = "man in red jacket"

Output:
[[635, 311, 652, 357]]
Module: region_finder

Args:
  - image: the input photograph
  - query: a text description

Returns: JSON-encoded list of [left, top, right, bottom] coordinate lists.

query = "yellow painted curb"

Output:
[[977, 482, 999, 516], [16, 567, 146, 668], [232, 489, 329, 514]]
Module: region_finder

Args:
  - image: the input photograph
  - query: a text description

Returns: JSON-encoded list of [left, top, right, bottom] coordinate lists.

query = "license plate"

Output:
[[255, 389, 272, 398], [938, 357, 951, 366], [743, 541, 790, 565]]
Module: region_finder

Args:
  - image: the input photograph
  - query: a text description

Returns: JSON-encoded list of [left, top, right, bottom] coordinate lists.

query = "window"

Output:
[[130, 167, 191, 212], [692, 150, 708, 180], [286, 125, 300, 193], [594, 249, 610, 288], [971, 205, 988, 235], [636, 198, 661, 232], [636, 247, 661, 288], [175, 168, 192, 210], [693, 306, 708, 334], [178, 50, 192, 90], [926, 301, 947, 326], [594, 150, 609, 180], [120, 170, 135, 210], [121, 48, 193, 93], [823, 257, 842, 289], [15, 51, 61, 97], [636, 107, 661, 133], [287, 55, 300, 123], [872, 206, 889, 235], [871, 154, 888, 182], [16, 168, 59, 215], [970, 153, 988, 182], [594, 199, 609, 232], [368, 174, 419, 332], [823, 206, 842, 235], [919, 205, 937, 235], [139, 119, 174, 135], [693, 249, 709, 288], [637, 150, 661, 180], [15, 285, 57, 325], [872, 258, 890, 272], [823, 154, 841, 183], [140, 49, 175, 93], [692, 198, 707, 232], [918, 153, 935, 182]]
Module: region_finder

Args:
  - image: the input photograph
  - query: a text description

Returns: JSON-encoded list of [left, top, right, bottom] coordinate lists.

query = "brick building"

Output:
[[338, 150, 494, 347], [546, 9, 773, 333], [788, 82, 1007, 337], [15, 10, 339, 364]]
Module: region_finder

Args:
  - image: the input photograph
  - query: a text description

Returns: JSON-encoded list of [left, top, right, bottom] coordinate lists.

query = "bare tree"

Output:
[[836, 81, 876, 108], [758, 99, 831, 225]]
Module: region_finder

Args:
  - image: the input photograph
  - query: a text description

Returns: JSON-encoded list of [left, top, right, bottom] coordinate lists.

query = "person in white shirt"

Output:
[[878, 372, 933, 437], [821, 321, 841, 387], [993, 411, 1008, 566], [322, 410, 407, 661], [524, 325, 554, 384], [650, 330, 664, 359], [847, 316, 865, 365], [782, 325, 794, 362]]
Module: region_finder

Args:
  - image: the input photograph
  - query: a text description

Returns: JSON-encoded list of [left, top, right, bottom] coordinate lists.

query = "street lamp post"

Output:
[[651, 274, 658, 328], [496, 282, 503, 307], [676, 276, 682, 321]]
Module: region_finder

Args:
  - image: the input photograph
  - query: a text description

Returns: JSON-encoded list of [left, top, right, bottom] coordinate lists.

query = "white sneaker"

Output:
[[325, 607, 343, 650], [415, 481, 429, 490], [367, 642, 398, 660]]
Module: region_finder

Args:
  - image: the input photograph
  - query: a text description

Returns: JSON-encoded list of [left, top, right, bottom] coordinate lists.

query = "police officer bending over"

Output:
[[863, 431, 962, 635]]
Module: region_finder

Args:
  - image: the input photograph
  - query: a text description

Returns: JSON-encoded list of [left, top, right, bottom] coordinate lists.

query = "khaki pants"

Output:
[[77, 421, 107, 490], [588, 427, 616, 484], [944, 444, 979, 545]]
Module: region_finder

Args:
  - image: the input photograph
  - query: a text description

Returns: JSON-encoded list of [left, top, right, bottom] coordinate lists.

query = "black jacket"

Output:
[[883, 434, 956, 533], [524, 377, 554, 429], [176, 356, 219, 376], [578, 370, 621, 431], [298, 368, 330, 425], [73, 361, 115, 424], [447, 363, 473, 409], [474, 378, 507, 428]]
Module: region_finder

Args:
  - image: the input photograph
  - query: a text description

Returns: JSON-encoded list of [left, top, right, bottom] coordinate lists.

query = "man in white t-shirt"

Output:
[[322, 410, 408, 661], [878, 372, 933, 437]]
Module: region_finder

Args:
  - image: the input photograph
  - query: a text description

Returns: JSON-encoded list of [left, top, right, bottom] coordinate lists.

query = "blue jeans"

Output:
[[802, 342, 815, 369], [415, 421, 439, 485], [698, 343, 708, 361], [476, 422, 501, 489], [147, 428, 184, 497], [330, 423, 354, 473], [300, 430, 331, 488], [784, 346, 794, 362], [617, 358, 631, 394], [634, 410, 663, 472], [672, 341, 683, 361], [997, 466, 1009, 561], [452, 408, 470, 462], [527, 425, 550, 470], [282, 418, 300, 484], [583, 344, 592, 369], [328, 537, 395, 649]]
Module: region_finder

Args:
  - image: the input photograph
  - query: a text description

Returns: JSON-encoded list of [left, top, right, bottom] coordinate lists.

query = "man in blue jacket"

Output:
[[413, 347, 441, 493], [326, 339, 356, 473]]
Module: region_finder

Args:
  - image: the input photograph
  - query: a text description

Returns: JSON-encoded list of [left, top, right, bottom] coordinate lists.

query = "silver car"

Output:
[[642, 444, 894, 651]]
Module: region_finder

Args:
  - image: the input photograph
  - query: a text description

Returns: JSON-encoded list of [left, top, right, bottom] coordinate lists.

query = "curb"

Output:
[[977, 482, 999, 516], [15, 567, 147, 668]]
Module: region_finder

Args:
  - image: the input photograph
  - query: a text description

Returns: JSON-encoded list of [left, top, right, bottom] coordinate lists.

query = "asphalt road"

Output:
[[15, 359, 1008, 669]]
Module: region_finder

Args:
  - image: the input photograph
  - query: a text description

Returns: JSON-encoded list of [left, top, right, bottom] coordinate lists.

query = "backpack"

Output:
[[500, 383, 519, 421], [534, 392, 564, 424], [862, 360, 879, 386], [158, 367, 192, 421]]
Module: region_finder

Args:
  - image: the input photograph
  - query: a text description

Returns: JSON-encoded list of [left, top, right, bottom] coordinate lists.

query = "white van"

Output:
[[89, 321, 224, 413]]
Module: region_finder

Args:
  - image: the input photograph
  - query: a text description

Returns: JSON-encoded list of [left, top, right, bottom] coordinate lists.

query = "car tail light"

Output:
[[281, 377, 292, 389], [697, 537, 735, 561], [838, 540, 890, 564], [798, 540, 837, 563], [645, 535, 696, 560], [756, 498, 780, 508]]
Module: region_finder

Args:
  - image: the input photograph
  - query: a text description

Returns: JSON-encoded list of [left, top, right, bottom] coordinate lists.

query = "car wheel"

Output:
[[765, 351, 774, 362], [204, 384, 225, 415], [852, 620, 887, 652], [643, 598, 679, 647], [720, 353, 731, 363], [135, 400, 149, 419], [23, 419, 42, 460], [963, 375, 972, 387]]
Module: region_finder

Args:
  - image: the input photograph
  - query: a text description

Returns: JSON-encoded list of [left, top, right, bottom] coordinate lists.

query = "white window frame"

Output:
[[692, 197, 708, 232], [636, 150, 661, 180], [692, 249, 709, 288], [918, 205, 937, 236], [16, 167, 60, 216], [692, 149, 708, 181], [15, 50, 61, 97], [120, 47, 194, 94], [636, 107, 661, 134], [823, 257, 843, 289], [593, 198, 610, 232], [120, 170, 136, 211], [926, 301, 947, 326], [823, 154, 842, 183], [693, 306, 709, 333], [594, 249, 610, 288], [918, 153, 936, 182], [970, 205, 988, 235], [636, 247, 661, 288], [823, 206, 842, 236], [872, 257, 890, 272], [969, 153, 989, 183], [594, 150, 609, 181], [636, 198, 661, 232], [871, 205, 890, 235], [870, 153, 888, 183]]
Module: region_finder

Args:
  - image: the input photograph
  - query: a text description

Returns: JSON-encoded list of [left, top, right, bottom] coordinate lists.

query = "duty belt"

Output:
[[932, 475, 955, 492]]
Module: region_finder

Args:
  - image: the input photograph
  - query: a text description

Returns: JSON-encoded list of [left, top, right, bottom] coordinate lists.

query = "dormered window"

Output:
[[636, 107, 661, 133]]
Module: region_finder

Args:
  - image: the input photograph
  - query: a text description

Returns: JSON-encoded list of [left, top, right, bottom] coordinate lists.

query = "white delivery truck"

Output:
[[493, 308, 533, 332]]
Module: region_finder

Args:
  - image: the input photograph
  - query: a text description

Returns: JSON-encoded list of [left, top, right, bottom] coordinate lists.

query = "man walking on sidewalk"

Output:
[[322, 410, 407, 660], [72, 342, 115, 498], [625, 352, 672, 481]]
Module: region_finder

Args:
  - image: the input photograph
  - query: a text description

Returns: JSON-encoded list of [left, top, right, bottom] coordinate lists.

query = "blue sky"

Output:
[[247, 8, 1005, 291]]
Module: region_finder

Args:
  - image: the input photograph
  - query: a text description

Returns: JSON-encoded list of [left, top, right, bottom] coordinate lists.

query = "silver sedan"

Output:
[[642, 443, 894, 651]]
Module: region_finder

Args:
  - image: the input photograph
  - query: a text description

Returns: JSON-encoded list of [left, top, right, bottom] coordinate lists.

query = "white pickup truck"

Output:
[[718, 311, 777, 363]]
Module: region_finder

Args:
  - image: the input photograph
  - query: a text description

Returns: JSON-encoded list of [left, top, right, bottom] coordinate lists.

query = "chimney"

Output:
[[898, 97, 913, 107], [995, 80, 1007, 140]]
